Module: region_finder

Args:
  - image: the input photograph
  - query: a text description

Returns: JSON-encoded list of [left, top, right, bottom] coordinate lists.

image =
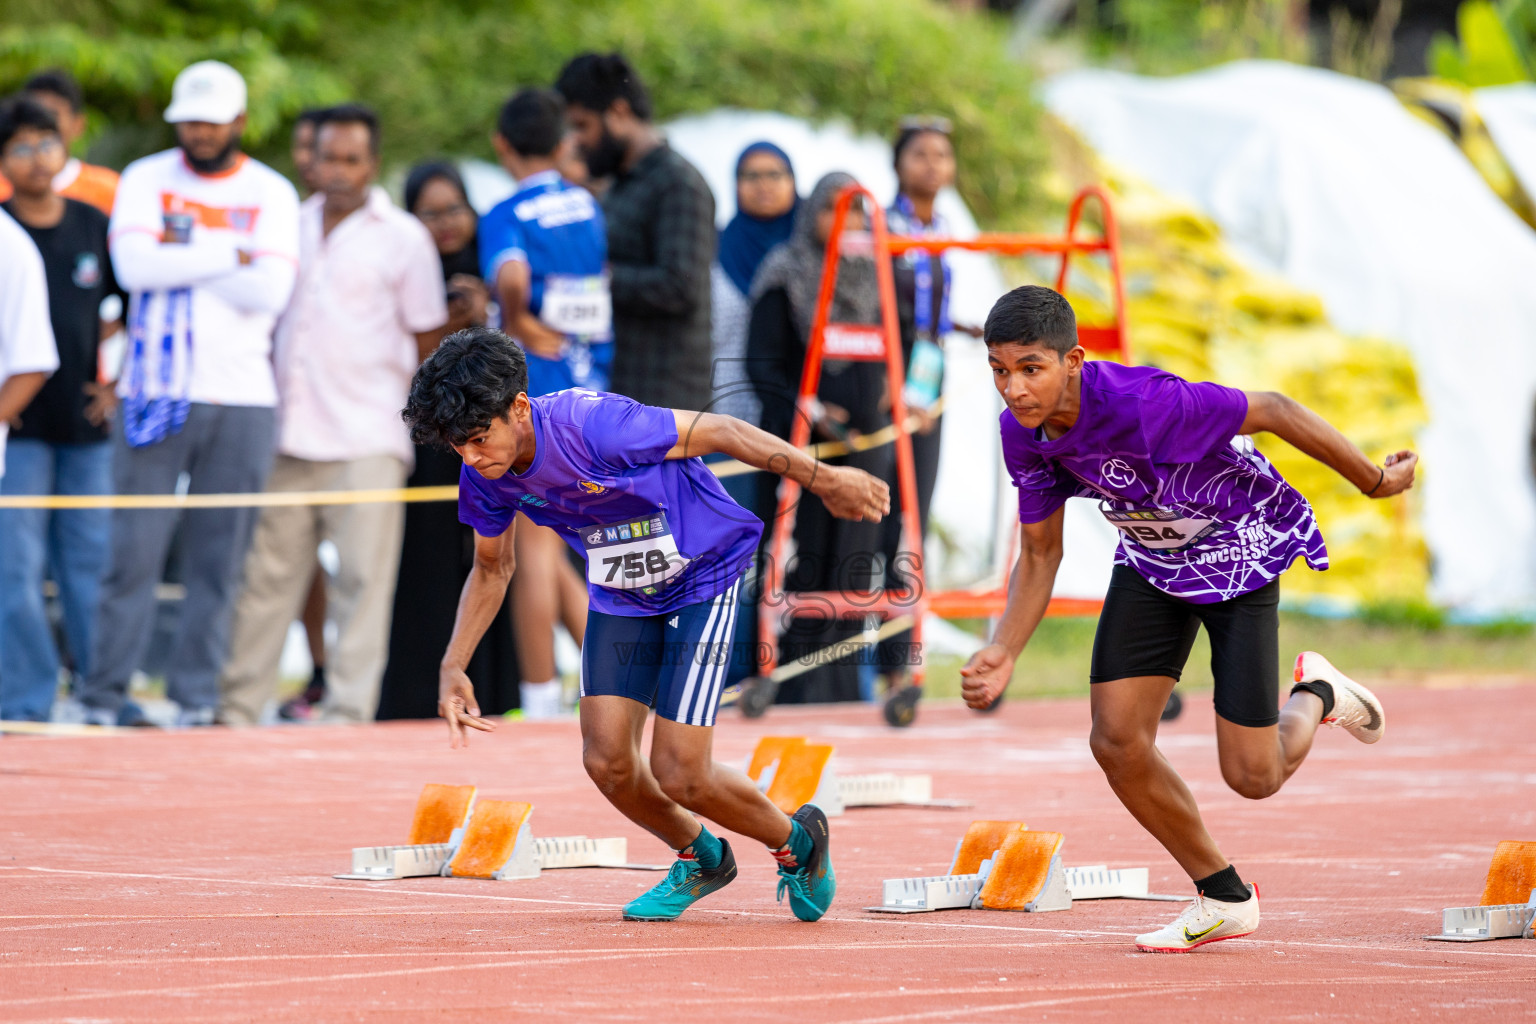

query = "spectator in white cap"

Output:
[[78, 59, 300, 728]]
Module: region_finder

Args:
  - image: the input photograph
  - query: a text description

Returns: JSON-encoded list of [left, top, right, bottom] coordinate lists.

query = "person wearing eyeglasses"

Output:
[[705, 141, 799, 698], [0, 69, 119, 215], [376, 162, 518, 722], [710, 142, 798, 489], [0, 95, 98, 723]]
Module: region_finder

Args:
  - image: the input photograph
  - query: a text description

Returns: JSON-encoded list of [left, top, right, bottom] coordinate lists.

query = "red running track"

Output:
[[2, 683, 1534, 1023]]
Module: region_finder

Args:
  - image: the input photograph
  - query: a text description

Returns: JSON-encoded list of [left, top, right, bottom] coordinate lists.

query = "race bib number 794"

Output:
[[1101, 507, 1217, 552], [582, 512, 689, 592]]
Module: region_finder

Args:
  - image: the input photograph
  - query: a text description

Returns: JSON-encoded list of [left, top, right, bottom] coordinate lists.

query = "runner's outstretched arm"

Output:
[[665, 409, 891, 523], [439, 521, 518, 747], [1241, 391, 1417, 498], [959, 508, 1065, 710]]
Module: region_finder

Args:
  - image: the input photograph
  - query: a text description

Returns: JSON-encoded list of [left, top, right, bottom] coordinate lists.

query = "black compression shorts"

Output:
[[1089, 563, 1280, 728]]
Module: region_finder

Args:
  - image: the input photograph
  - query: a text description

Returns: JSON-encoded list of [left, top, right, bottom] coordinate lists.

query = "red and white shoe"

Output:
[[1294, 651, 1385, 744], [1135, 885, 1260, 953]]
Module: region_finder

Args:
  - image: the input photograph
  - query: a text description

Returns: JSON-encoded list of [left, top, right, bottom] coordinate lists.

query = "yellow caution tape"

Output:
[[0, 400, 943, 510]]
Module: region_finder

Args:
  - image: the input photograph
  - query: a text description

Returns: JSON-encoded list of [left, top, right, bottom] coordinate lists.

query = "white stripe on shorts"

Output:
[[674, 588, 728, 723], [690, 578, 740, 727]]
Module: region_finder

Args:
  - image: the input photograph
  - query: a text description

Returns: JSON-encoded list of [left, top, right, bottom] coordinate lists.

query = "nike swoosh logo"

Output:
[[1183, 919, 1224, 943], [1343, 683, 1381, 731]]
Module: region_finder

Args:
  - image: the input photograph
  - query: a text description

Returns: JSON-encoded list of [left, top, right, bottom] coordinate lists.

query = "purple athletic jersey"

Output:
[[458, 389, 762, 615], [1002, 361, 1328, 604]]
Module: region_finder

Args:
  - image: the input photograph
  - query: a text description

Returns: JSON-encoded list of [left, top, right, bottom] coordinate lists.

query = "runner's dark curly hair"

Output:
[[402, 327, 528, 448], [983, 285, 1078, 357]]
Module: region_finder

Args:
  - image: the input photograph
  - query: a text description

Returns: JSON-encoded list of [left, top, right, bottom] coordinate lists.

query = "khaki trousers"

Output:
[[219, 454, 406, 724]]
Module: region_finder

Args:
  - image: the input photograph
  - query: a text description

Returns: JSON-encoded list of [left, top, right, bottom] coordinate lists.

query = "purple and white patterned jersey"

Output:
[[458, 389, 761, 616], [1001, 361, 1328, 604]]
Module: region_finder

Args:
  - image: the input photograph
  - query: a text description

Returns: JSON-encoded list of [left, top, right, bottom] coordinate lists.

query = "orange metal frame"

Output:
[[756, 184, 1129, 687]]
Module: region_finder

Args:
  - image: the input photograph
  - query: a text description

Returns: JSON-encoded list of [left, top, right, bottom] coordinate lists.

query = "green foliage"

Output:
[[1358, 598, 1448, 632], [1429, 0, 1534, 86], [0, 0, 1043, 227], [0, 4, 345, 162], [1079, 0, 1310, 76], [924, 609, 1536, 700]]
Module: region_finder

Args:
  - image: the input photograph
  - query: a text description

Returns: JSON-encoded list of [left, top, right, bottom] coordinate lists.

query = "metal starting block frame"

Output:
[[747, 736, 968, 816], [1425, 895, 1536, 942], [336, 830, 664, 881], [866, 821, 1187, 914], [867, 850, 1074, 914], [1423, 841, 1536, 941], [839, 772, 970, 809]]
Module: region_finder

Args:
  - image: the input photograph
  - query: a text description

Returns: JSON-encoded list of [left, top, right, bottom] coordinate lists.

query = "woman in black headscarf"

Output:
[[376, 162, 521, 719], [745, 172, 901, 705], [710, 141, 799, 462]]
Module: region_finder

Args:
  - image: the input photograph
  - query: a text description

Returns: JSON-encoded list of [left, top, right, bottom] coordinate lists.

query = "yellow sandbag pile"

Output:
[[1040, 122, 1430, 605]]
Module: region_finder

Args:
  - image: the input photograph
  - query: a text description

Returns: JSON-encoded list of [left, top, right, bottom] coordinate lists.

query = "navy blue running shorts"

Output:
[[580, 576, 743, 727]]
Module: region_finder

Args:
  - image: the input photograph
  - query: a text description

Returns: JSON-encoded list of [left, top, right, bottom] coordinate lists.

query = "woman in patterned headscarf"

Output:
[[745, 171, 902, 706]]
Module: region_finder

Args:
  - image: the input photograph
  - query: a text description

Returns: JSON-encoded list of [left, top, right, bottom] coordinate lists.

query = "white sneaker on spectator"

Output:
[[519, 680, 565, 720], [51, 697, 88, 725], [176, 706, 217, 728]]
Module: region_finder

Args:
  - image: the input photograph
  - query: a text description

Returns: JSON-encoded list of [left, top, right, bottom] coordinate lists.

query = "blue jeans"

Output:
[[0, 438, 113, 720]]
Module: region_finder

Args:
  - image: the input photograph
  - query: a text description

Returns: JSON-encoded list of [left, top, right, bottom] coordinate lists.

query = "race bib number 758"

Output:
[[582, 512, 689, 592]]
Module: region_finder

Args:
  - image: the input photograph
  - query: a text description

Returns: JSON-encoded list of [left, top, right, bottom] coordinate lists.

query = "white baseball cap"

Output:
[[164, 60, 247, 125]]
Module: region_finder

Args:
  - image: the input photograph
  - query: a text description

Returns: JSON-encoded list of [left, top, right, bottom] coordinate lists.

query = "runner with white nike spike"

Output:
[[960, 287, 1414, 953]]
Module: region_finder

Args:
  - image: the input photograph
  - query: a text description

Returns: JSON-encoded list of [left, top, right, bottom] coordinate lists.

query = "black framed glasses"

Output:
[[3, 136, 64, 161]]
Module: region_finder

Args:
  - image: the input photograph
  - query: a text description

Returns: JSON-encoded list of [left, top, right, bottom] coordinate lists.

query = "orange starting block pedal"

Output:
[[1427, 840, 1536, 941], [868, 820, 1177, 913], [448, 800, 537, 879], [408, 783, 477, 844], [335, 783, 665, 880], [975, 831, 1071, 912], [745, 736, 968, 816]]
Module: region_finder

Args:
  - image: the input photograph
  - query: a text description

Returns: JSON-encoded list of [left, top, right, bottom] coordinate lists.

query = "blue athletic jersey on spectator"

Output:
[[479, 171, 612, 396]]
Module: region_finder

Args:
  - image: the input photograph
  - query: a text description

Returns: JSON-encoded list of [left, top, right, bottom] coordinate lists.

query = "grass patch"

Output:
[[923, 610, 1536, 700]]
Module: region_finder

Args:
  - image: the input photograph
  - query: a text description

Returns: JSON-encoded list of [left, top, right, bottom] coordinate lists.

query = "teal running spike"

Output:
[[776, 805, 836, 922], [622, 839, 738, 921]]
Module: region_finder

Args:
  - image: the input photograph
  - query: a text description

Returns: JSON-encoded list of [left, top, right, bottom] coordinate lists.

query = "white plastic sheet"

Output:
[[1477, 83, 1536, 204], [1046, 61, 1536, 612]]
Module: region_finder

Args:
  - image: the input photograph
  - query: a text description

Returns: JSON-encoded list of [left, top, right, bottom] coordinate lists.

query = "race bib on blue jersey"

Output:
[[581, 510, 690, 593], [541, 273, 611, 337]]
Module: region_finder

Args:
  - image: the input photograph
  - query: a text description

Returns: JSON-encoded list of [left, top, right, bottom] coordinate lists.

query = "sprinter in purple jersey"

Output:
[[961, 287, 1417, 953], [402, 327, 888, 923]]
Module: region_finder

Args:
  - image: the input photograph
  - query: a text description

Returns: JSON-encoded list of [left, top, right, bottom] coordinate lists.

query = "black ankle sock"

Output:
[[1290, 679, 1334, 719], [1193, 865, 1250, 903]]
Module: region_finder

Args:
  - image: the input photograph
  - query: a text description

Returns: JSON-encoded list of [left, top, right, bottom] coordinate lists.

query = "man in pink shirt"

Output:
[[218, 105, 448, 725]]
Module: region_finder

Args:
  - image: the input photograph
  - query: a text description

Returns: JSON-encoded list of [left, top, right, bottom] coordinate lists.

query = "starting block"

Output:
[[868, 819, 1178, 913], [1426, 840, 1536, 942], [334, 783, 664, 881], [746, 736, 968, 816]]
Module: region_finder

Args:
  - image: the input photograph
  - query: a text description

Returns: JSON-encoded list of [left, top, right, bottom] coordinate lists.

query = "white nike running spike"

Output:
[[1135, 885, 1260, 953], [1294, 651, 1385, 744]]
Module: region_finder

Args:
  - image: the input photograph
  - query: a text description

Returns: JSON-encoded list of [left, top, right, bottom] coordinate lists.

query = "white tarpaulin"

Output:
[[1046, 61, 1536, 613], [1477, 83, 1536, 204]]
